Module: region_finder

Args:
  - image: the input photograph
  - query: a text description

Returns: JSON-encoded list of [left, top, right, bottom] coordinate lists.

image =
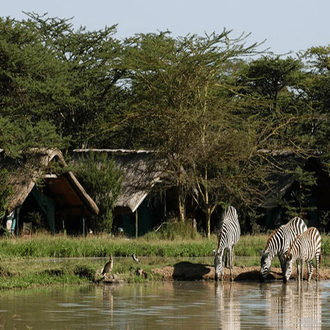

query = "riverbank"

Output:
[[152, 263, 330, 281], [0, 233, 329, 289], [1, 255, 328, 290]]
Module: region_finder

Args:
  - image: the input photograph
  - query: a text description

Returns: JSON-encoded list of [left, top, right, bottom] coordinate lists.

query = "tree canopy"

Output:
[[1, 13, 330, 235]]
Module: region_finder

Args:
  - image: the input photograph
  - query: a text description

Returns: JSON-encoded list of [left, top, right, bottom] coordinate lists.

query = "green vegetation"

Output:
[[0, 233, 216, 259], [2, 13, 330, 236], [0, 233, 329, 289], [73, 152, 122, 233]]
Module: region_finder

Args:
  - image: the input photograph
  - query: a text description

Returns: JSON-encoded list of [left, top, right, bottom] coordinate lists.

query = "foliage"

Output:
[[279, 166, 317, 220], [1, 13, 330, 233], [0, 17, 68, 154], [0, 117, 68, 157], [21, 13, 130, 149], [237, 55, 303, 114], [298, 46, 330, 158], [0, 169, 12, 221], [123, 31, 272, 236], [72, 152, 122, 233], [143, 219, 201, 240]]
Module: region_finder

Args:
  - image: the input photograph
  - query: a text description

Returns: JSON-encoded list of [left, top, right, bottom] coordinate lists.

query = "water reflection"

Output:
[[264, 282, 321, 329], [215, 282, 240, 329], [0, 281, 328, 329]]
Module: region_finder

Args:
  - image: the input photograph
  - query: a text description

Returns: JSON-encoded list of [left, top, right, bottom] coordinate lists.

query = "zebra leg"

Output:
[[279, 254, 285, 275], [229, 247, 234, 281], [307, 260, 313, 282], [296, 260, 300, 281], [316, 256, 319, 282], [223, 249, 228, 268]]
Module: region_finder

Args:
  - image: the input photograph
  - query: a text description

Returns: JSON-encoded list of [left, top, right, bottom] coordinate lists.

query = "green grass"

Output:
[[0, 233, 218, 259], [0, 259, 94, 289], [1, 232, 329, 259], [0, 231, 328, 289]]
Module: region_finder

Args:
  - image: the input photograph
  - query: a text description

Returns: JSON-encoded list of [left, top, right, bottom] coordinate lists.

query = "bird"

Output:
[[102, 255, 113, 276], [132, 253, 140, 263], [213, 248, 216, 255]]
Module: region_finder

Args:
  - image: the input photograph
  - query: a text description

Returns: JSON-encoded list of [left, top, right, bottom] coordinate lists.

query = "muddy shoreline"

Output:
[[151, 262, 330, 282]]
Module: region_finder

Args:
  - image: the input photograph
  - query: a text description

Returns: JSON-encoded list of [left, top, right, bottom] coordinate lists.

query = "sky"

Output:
[[2, 0, 330, 56]]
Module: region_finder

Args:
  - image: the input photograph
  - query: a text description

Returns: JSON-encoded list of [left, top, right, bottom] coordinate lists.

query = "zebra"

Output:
[[214, 206, 240, 281], [284, 227, 322, 282], [260, 217, 307, 281]]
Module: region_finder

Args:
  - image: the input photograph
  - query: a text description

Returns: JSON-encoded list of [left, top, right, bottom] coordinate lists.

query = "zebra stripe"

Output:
[[260, 217, 307, 280], [214, 206, 240, 281], [284, 227, 322, 282]]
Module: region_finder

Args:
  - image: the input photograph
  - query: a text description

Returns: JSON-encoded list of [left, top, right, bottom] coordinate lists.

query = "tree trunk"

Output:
[[206, 206, 211, 239], [178, 191, 185, 222]]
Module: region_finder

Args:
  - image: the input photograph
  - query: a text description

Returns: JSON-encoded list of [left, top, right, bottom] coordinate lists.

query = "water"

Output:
[[0, 280, 329, 329]]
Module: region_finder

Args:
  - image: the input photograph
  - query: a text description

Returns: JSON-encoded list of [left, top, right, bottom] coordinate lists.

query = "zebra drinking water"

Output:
[[214, 206, 240, 281], [284, 226, 322, 282], [260, 217, 307, 281]]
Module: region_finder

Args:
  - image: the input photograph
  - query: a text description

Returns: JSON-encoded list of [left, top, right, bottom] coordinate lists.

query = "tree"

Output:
[[237, 55, 303, 114], [1, 14, 130, 151], [0, 168, 12, 222], [21, 13, 129, 149], [298, 46, 330, 157], [0, 17, 68, 154], [72, 152, 122, 233], [123, 30, 273, 236]]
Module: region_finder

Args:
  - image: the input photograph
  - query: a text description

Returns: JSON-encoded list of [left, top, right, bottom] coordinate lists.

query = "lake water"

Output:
[[0, 280, 329, 329]]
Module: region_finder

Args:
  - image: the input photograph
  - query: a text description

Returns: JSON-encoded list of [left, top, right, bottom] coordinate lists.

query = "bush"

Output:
[[144, 219, 200, 240], [72, 152, 122, 234]]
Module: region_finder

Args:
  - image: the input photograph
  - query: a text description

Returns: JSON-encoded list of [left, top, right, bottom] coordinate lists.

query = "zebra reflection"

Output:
[[265, 282, 321, 329], [215, 282, 240, 329]]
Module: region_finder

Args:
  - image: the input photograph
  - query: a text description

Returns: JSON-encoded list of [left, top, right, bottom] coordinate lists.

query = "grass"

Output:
[[0, 230, 328, 289], [0, 233, 268, 260]]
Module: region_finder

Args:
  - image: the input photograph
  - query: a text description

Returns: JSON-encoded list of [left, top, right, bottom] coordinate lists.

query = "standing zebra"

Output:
[[284, 227, 322, 282], [260, 217, 307, 281], [214, 206, 240, 281]]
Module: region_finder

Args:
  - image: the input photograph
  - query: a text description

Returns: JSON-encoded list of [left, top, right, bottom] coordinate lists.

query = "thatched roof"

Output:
[[1, 148, 99, 215], [73, 149, 163, 214]]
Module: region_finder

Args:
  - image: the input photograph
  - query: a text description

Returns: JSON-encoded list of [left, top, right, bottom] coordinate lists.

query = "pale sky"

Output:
[[2, 0, 330, 56]]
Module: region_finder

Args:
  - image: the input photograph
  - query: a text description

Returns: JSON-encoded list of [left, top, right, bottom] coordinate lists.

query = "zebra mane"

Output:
[[264, 227, 280, 251]]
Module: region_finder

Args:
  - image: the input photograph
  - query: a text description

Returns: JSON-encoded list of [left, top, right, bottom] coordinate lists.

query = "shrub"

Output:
[[72, 152, 122, 234]]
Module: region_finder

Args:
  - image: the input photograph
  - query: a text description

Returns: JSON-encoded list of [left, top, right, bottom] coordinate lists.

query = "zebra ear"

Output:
[[259, 249, 264, 256]]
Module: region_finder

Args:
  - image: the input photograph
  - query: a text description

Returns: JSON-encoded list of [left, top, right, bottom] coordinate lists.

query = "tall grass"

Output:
[[0, 233, 216, 259], [0, 231, 329, 260]]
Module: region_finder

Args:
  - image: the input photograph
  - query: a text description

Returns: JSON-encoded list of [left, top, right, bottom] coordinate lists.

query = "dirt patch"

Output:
[[152, 262, 330, 282]]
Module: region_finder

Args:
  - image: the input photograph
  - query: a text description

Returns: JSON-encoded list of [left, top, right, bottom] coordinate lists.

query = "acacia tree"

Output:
[[0, 17, 68, 155], [299, 46, 330, 156], [123, 30, 276, 236], [1, 13, 130, 150], [237, 56, 303, 112]]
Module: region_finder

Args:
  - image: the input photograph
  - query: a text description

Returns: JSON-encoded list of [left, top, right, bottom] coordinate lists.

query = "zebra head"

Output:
[[260, 251, 272, 280], [214, 250, 224, 281], [283, 252, 293, 282]]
